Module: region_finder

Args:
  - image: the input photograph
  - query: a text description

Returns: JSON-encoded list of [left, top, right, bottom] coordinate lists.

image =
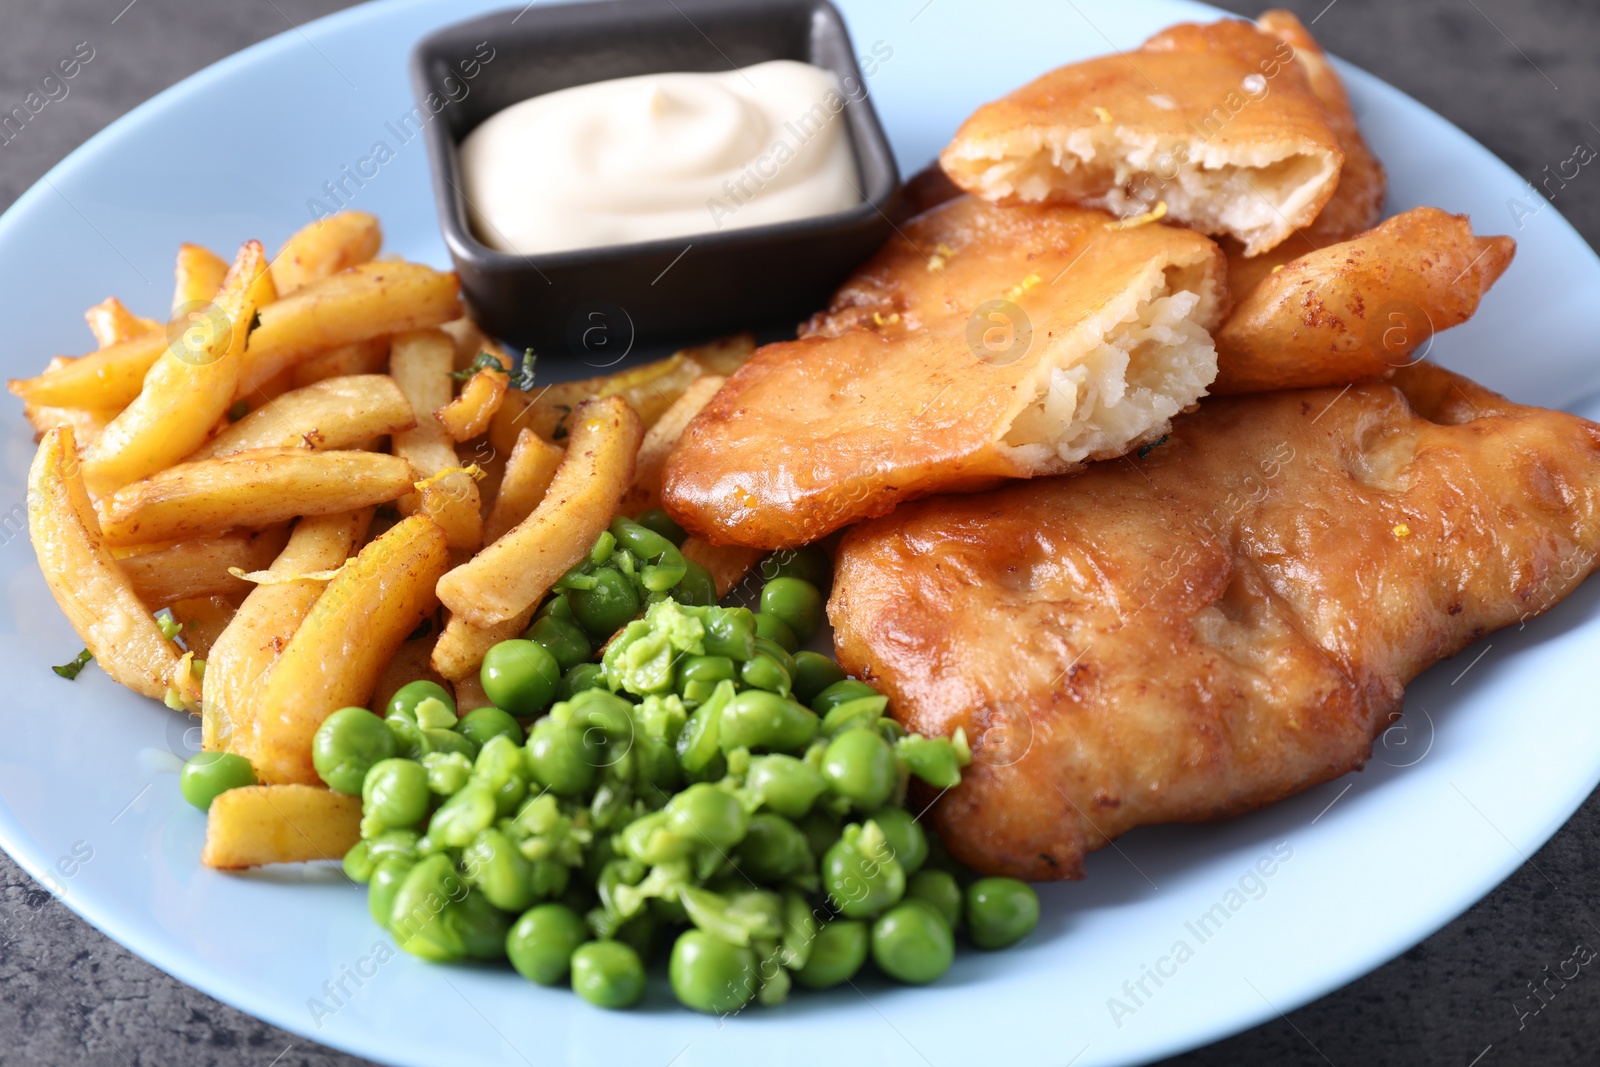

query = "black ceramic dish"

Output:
[[411, 0, 902, 361]]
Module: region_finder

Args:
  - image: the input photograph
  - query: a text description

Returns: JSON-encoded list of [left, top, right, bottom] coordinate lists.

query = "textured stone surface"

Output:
[[1, 1, 1596, 1065]]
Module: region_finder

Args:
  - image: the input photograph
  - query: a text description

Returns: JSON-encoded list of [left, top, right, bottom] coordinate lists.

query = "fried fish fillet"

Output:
[[662, 196, 1226, 550], [940, 18, 1343, 256], [1213, 207, 1515, 393], [831, 365, 1600, 880]]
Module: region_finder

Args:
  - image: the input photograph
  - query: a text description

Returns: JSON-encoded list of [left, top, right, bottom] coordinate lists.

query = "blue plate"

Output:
[[1, 2, 1597, 1065]]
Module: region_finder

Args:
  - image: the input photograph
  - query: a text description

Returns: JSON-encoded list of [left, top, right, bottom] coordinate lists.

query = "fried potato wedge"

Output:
[[97, 449, 415, 546], [203, 510, 371, 752], [22, 360, 117, 448], [201, 784, 362, 869], [27, 426, 180, 699], [435, 365, 509, 442], [117, 527, 289, 609], [251, 515, 449, 784], [438, 396, 641, 627], [85, 297, 159, 348], [483, 428, 564, 545], [173, 243, 230, 314], [82, 241, 271, 495], [1213, 207, 1516, 393], [270, 212, 383, 297], [8, 328, 169, 411], [168, 595, 239, 660], [681, 537, 764, 599], [188, 375, 415, 460], [621, 374, 725, 516], [392, 330, 482, 550], [371, 631, 446, 716], [432, 611, 531, 683], [291, 337, 392, 388], [242, 261, 461, 394]]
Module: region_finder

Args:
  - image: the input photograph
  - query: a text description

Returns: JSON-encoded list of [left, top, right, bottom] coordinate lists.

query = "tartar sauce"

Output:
[[460, 60, 861, 255]]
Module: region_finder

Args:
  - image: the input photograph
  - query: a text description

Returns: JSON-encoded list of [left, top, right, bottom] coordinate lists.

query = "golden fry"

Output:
[[81, 241, 271, 495], [97, 449, 415, 546], [438, 396, 641, 627], [27, 426, 180, 700], [432, 611, 531, 683], [483, 428, 564, 545], [435, 365, 509, 442], [290, 337, 391, 388], [7, 329, 168, 411], [203, 510, 371, 753], [168, 595, 239, 660], [200, 784, 362, 869], [250, 515, 449, 784], [269, 212, 383, 296], [391, 330, 482, 550], [189, 375, 415, 460], [621, 374, 724, 516], [85, 297, 159, 348], [371, 631, 446, 716], [117, 527, 289, 609], [453, 670, 494, 712], [172, 243, 230, 315]]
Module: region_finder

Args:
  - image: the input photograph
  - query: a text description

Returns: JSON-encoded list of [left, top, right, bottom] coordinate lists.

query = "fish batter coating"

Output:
[[662, 196, 1225, 550], [831, 365, 1600, 880]]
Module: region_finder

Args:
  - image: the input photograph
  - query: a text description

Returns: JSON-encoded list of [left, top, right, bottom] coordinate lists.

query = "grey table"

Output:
[[2, 0, 1597, 1064]]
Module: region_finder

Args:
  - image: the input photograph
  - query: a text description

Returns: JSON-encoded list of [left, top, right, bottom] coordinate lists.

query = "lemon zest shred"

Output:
[[1104, 201, 1168, 231]]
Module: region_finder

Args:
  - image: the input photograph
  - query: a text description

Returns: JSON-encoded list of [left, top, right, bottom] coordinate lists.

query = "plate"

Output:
[[2, 2, 1597, 1065]]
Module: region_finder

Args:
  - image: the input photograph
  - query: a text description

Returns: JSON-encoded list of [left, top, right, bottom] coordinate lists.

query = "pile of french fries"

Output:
[[14, 212, 758, 869]]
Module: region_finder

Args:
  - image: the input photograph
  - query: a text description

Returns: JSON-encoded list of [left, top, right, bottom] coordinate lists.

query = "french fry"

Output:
[[371, 630, 446, 715], [172, 243, 230, 315], [81, 241, 271, 495], [27, 426, 181, 699], [435, 364, 509, 442], [188, 375, 415, 460], [8, 329, 169, 411], [453, 670, 494, 712], [269, 212, 382, 297], [203, 510, 371, 752], [438, 396, 641, 627], [85, 297, 159, 348], [241, 261, 461, 395], [250, 515, 450, 784], [483, 428, 564, 545], [291, 337, 390, 388], [440, 317, 511, 372], [116, 527, 289, 609], [97, 449, 416, 546], [200, 784, 362, 869], [168, 595, 239, 660], [22, 360, 117, 445], [681, 537, 764, 599], [391, 330, 482, 551], [621, 374, 725, 515], [432, 610, 532, 683]]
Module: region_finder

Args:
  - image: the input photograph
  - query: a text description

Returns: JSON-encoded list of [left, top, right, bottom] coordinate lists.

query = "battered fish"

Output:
[[662, 196, 1226, 550], [940, 18, 1343, 256], [831, 365, 1600, 880]]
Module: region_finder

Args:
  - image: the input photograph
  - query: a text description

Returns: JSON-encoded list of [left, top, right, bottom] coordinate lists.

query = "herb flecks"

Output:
[[52, 649, 93, 680]]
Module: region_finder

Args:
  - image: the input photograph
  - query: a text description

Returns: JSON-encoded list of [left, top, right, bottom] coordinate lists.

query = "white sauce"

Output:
[[460, 60, 861, 255]]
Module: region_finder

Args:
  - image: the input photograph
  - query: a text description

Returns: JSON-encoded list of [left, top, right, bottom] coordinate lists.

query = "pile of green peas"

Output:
[[199, 513, 1040, 1012]]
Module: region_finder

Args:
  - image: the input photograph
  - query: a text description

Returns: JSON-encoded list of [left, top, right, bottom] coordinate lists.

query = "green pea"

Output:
[[669, 930, 757, 1014], [359, 758, 428, 836], [634, 508, 687, 546], [719, 690, 817, 753], [671, 558, 717, 606], [365, 828, 421, 867], [312, 707, 397, 795], [908, 869, 963, 930], [525, 615, 592, 673], [752, 636, 796, 678], [537, 593, 574, 622], [762, 545, 831, 591], [823, 822, 905, 919], [387, 680, 455, 722], [473, 734, 530, 816], [675, 682, 729, 777], [389, 854, 467, 962], [739, 651, 792, 697], [481, 639, 560, 716], [507, 903, 588, 986], [790, 652, 847, 706], [700, 608, 756, 661], [421, 726, 478, 761], [759, 577, 823, 643], [819, 695, 889, 737], [556, 661, 606, 701], [870, 807, 928, 875], [733, 812, 811, 881], [821, 728, 896, 810], [745, 754, 827, 818], [385, 715, 427, 761], [872, 900, 954, 984], [798, 809, 844, 859], [611, 518, 687, 592], [571, 941, 647, 1009], [463, 827, 535, 913], [568, 566, 642, 640], [453, 888, 511, 961], [811, 678, 882, 716], [753, 612, 798, 652], [524, 718, 598, 797], [454, 705, 523, 749], [179, 751, 257, 811], [666, 783, 747, 850], [794, 920, 869, 989], [897, 732, 970, 789], [679, 655, 736, 687], [618, 810, 695, 866], [342, 839, 374, 883], [429, 782, 497, 847], [966, 877, 1040, 950], [368, 858, 414, 927]]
